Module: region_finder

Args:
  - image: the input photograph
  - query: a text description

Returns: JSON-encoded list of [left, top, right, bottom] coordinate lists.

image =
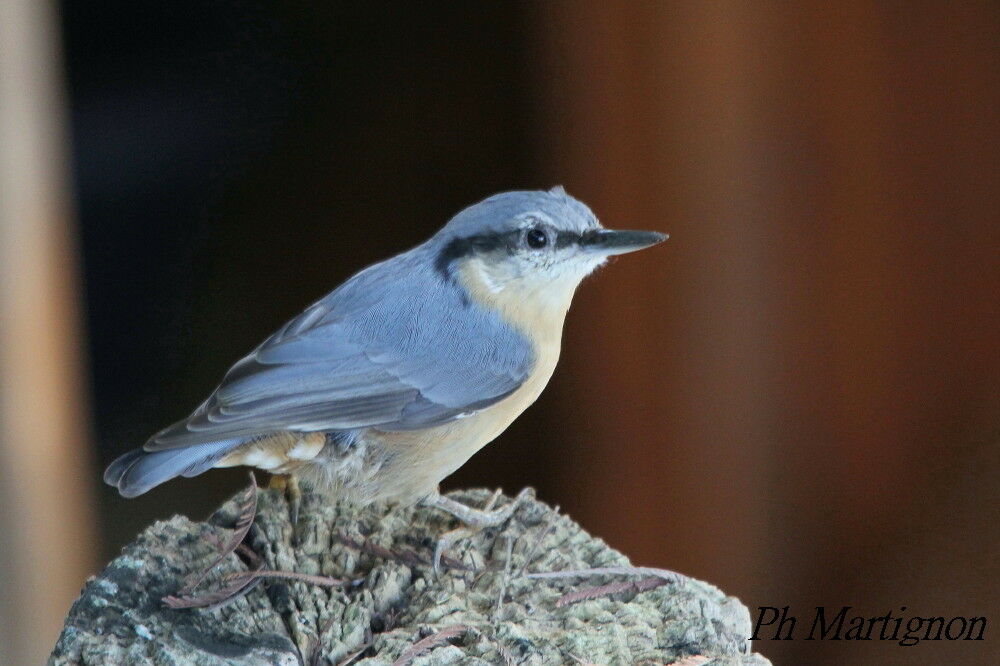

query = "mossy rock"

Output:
[[52, 487, 771, 665]]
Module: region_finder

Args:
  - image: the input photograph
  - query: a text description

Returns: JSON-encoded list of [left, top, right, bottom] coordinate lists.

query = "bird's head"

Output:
[[432, 187, 667, 325]]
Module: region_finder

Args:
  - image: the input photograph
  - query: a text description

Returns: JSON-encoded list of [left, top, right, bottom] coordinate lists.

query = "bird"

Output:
[[105, 187, 666, 567]]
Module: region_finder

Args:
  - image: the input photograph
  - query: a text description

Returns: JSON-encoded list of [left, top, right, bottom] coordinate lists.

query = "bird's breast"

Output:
[[363, 335, 561, 503]]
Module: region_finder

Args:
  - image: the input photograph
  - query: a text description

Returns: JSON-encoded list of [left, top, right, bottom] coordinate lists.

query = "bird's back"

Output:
[[106, 241, 537, 497]]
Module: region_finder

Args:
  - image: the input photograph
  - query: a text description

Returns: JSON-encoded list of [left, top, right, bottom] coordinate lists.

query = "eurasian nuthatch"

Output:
[[106, 188, 666, 560]]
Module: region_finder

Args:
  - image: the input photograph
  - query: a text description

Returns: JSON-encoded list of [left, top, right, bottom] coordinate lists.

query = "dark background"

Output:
[[57, 2, 998, 664], [64, 1, 548, 543]]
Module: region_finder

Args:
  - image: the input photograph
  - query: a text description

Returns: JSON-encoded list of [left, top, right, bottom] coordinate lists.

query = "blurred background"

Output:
[[1, 1, 997, 663]]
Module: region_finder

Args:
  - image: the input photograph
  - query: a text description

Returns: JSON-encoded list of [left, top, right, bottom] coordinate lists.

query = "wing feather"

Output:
[[145, 250, 534, 450]]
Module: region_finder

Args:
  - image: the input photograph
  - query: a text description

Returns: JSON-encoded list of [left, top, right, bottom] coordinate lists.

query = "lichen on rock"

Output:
[[51, 487, 771, 665]]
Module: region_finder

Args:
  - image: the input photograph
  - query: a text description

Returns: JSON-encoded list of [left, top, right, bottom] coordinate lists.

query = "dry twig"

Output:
[[391, 625, 469, 666], [220, 569, 349, 587], [526, 565, 682, 583], [492, 536, 515, 620], [665, 657, 710, 666], [162, 474, 265, 610], [556, 575, 667, 607], [177, 471, 259, 594], [334, 642, 373, 666], [161, 570, 264, 611]]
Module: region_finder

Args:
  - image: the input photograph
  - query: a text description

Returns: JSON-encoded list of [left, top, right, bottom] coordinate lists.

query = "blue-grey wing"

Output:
[[145, 251, 534, 450]]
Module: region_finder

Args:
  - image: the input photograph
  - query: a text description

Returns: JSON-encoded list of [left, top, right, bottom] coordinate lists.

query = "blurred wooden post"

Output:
[[534, 0, 775, 601], [535, 3, 999, 665], [0, 0, 97, 663]]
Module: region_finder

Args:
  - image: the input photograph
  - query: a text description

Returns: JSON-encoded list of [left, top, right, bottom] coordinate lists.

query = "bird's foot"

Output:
[[269, 474, 302, 525], [424, 487, 535, 575]]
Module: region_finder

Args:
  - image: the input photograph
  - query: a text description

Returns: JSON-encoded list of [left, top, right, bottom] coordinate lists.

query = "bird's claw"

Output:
[[428, 487, 535, 576]]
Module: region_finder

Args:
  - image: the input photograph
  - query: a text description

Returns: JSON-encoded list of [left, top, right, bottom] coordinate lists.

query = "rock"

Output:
[[51, 486, 771, 665]]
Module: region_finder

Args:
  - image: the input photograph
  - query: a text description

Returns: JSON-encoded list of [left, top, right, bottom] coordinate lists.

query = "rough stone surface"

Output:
[[51, 487, 772, 665]]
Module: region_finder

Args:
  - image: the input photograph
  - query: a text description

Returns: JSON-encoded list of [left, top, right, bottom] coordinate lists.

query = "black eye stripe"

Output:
[[435, 228, 587, 276], [436, 231, 516, 275]]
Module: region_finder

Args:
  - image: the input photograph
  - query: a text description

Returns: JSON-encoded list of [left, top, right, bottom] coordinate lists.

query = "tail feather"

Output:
[[105, 438, 245, 498], [103, 448, 144, 486]]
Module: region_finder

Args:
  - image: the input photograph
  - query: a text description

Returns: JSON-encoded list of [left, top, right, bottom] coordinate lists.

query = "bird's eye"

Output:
[[526, 227, 548, 249]]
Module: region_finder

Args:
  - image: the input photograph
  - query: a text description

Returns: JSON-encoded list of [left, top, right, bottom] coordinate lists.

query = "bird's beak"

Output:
[[579, 229, 669, 256]]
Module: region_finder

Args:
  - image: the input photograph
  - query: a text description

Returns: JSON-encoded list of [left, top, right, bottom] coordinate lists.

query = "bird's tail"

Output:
[[104, 438, 245, 498]]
